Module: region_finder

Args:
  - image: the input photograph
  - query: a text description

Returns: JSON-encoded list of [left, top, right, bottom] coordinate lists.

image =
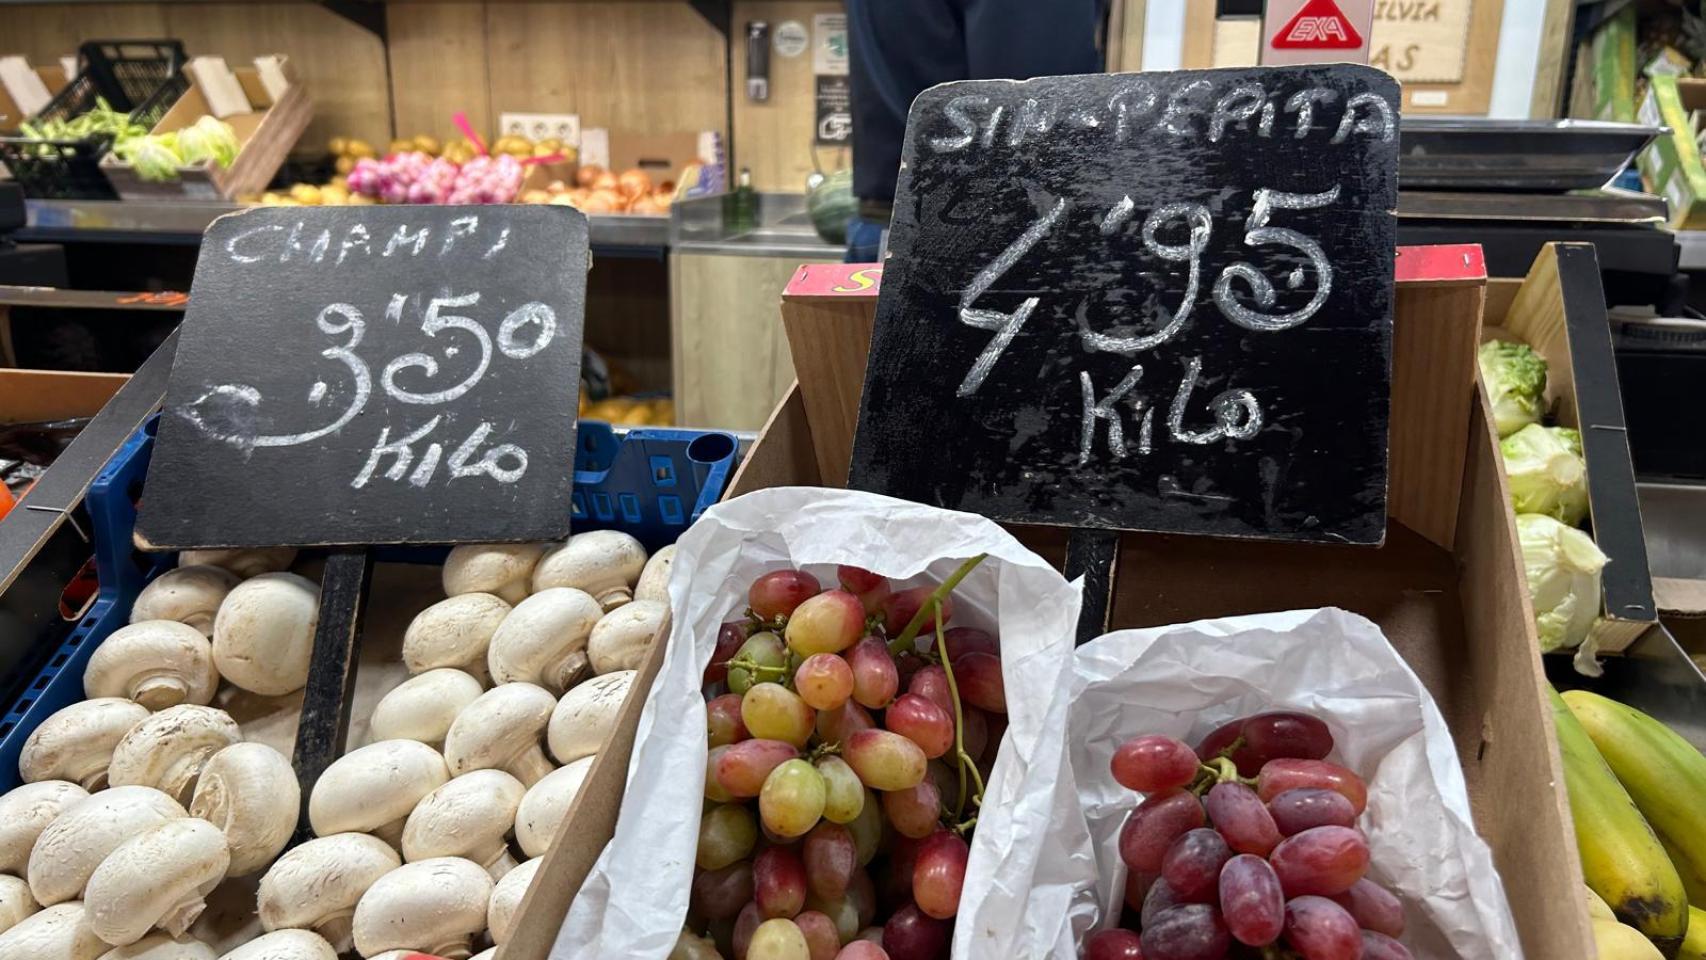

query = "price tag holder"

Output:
[[135, 205, 589, 831], [847, 65, 1399, 637]]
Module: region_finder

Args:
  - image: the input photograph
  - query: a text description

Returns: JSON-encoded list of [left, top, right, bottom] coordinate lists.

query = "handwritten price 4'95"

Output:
[[184, 291, 558, 490], [956, 186, 1341, 467]]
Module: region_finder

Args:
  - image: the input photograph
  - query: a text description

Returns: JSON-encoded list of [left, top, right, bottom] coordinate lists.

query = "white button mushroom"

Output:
[[633, 543, 676, 604], [214, 930, 336, 960], [484, 856, 540, 945], [84, 622, 219, 711], [210, 573, 320, 696], [0, 901, 105, 960], [0, 875, 38, 936], [400, 594, 510, 685], [442, 683, 556, 786], [307, 740, 448, 847], [130, 567, 241, 637], [19, 699, 149, 789], [547, 670, 635, 765], [587, 601, 667, 676], [401, 770, 525, 879], [28, 786, 187, 907], [368, 670, 483, 747], [96, 932, 217, 959], [256, 834, 399, 953], [442, 544, 543, 605], [107, 705, 242, 805], [189, 743, 300, 877], [0, 780, 88, 874], [531, 531, 648, 610], [350, 857, 493, 960], [486, 588, 602, 694], [83, 818, 230, 947], [514, 756, 595, 858], [177, 549, 297, 581], [468, 950, 496, 960]]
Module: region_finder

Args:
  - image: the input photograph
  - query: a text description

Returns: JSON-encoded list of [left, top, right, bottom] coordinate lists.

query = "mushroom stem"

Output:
[[429, 937, 475, 960], [372, 818, 406, 850], [592, 587, 632, 611], [506, 748, 555, 788], [483, 847, 520, 880], [133, 675, 192, 711], [159, 895, 208, 937], [549, 652, 591, 693], [79, 770, 108, 791], [317, 914, 355, 954]]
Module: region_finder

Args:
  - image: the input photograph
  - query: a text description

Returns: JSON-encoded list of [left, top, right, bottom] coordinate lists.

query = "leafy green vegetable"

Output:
[[1478, 339, 1548, 438], [16, 97, 149, 158], [174, 115, 238, 167], [1501, 423, 1589, 526], [1517, 513, 1608, 673], [111, 117, 239, 182]]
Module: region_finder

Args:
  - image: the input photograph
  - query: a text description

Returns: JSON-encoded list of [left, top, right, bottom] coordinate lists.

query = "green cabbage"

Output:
[[117, 134, 182, 182], [1501, 424, 1589, 526], [1518, 513, 1608, 674], [1478, 340, 1548, 437]]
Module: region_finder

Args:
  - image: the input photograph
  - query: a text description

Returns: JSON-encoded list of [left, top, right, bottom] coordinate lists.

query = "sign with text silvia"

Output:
[[137, 205, 588, 549], [848, 65, 1399, 544]]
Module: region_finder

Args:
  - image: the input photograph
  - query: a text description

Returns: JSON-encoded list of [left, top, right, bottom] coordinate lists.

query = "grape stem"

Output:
[[936, 603, 985, 820], [1187, 756, 1254, 795], [722, 657, 791, 682], [887, 554, 989, 656]]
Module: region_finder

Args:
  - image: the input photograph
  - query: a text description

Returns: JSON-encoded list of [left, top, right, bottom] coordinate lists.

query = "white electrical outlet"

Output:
[[499, 112, 580, 145]]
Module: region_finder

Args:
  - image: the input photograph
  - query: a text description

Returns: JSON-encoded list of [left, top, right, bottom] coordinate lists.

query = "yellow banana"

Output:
[[1550, 687, 1688, 952], [1597, 919, 1670, 960], [1662, 831, 1706, 910], [1683, 906, 1706, 960]]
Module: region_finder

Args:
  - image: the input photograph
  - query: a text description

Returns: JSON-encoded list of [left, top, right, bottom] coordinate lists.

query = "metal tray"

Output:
[[1400, 119, 1664, 192]]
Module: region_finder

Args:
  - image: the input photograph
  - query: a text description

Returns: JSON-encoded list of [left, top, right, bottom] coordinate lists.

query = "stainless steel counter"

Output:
[[669, 192, 845, 259]]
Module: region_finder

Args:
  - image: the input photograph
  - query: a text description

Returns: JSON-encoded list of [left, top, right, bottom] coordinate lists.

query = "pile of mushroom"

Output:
[[0, 532, 672, 959]]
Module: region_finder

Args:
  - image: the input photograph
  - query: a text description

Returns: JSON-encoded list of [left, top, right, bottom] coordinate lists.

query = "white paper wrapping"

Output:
[[553, 486, 1082, 959], [976, 607, 1521, 959]]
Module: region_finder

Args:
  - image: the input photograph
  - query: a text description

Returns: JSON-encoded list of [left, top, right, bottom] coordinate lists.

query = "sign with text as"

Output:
[[137, 204, 588, 549], [848, 66, 1399, 544]]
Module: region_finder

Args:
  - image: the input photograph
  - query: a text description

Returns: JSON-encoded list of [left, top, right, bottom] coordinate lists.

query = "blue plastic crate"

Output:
[[0, 416, 737, 790]]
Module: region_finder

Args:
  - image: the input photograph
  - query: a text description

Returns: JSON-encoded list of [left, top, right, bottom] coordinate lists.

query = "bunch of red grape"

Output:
[[1087, 712, 1413, 960], [690, 560, 1005, 960]]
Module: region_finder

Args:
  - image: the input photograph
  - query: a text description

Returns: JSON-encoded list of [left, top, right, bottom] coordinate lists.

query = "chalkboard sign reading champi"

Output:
[[849, 65, 1399, 544], [137, 204, 588, 549]]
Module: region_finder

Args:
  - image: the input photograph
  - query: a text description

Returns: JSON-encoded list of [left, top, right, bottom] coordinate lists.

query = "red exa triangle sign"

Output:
[[1272, 0, 1365, 48]]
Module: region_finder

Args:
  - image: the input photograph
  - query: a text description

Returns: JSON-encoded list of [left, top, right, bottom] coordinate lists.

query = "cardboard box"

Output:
[[1485, 244, 1657, 655], [501, 245, 1596, 960], [578, 128, 723, 191], [0, 368, 128, 423], [1637, 74, 1706, 229], [100, 57, 312, 202], [0, 60, 67, 133]]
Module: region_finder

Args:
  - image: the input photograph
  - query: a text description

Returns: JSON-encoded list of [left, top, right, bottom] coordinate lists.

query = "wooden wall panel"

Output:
[[6, 4, 168, 57], [730, 0, 848, 192], [388, 3, 491, 143]]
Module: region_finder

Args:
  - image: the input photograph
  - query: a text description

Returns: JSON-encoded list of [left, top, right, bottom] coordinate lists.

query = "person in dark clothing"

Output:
[[844, 0, 1104, 261]]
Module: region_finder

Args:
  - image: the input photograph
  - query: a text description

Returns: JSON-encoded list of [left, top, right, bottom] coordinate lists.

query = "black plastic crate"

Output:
[[0, 40, 188, 200]]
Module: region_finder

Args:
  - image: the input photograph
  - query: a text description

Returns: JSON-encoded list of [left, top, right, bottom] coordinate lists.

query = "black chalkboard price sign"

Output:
[[134, 204, 589, 832], [846, 65, 1399, 639]]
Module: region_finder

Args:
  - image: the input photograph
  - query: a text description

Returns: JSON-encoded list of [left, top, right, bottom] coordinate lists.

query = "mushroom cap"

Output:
[[84, 621, 219, 710], [0, 780, 89, 874], [189, 743, 300, 877], [177, 549, 297, 581], [130, 566, 241, 637], [442, 683, 555, 778], [257, 834, 399, 934], [400, 769, 525, 867], [530, 530, 648, 607], [515, 756, 596, 858], [547, 670, 635, 765], [485, 856, 541, 944], [442, 544, 543, 605], [107, 705, 242, 805], [486, 588, 602, 693], [210, 573, 320, 696], [85, 819, 230, 947], [0, 874, 38, 936], [368, 670, 483, 745], [28, 785, 187, 906], [214, 930, 337, 960], [587, 601, 666, 675], [350, 857, 493, 958], [633, 544, 676, 604], [400, 594, 510, 681], [96, 931, 218, 959], [0, 901, 106, 960], [19, 699, 150, 789], [307, 741, 448, 838]]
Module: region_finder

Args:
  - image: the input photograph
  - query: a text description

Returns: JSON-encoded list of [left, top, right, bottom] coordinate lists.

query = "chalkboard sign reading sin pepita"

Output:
[[849, 65, 1400, 545], [137, 205, 588, 549]]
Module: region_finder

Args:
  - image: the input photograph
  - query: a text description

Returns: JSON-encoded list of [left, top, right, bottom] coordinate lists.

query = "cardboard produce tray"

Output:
[[498, 245, 1596, 960]]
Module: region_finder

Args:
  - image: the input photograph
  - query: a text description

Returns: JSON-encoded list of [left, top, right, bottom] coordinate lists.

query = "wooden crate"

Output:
[[101, 59, 312, 202]]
